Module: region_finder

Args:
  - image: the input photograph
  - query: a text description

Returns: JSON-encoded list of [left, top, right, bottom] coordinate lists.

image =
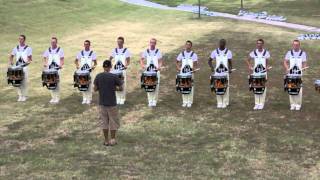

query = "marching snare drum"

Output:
[[210, 73, 228, 95], [111, 69, 124, 91], [176, 72, 193, 94], [42, 69, 59, 90], [249, 74, 267, 94], [7, 66, 24, 87], [74, 70, 91, 91], [141, 71, 158, 92], [284, 74, 302, 95]]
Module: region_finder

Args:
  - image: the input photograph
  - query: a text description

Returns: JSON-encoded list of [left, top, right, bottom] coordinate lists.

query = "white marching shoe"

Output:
[[182, 103, 187, 107], [253, 104, 259, 110], [295, 105, 301, 111], [20, 96, 27, 102], [82, 98, 87, 104], [217, 104, 223, 108], [258, 104, 264, 110], [17, 96, 22, 102], [290, 104, 296, 111], [187, 103, 192, 108]]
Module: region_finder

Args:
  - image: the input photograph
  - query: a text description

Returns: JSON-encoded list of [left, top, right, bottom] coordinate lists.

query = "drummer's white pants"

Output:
[[147, 71, 160, 105], [16, 67, 28, 98], [116, 70, 126, 104], [216, 75, 230, 107], [82, 81, 92, 102], [50, 71, 60, 101], [289, 88, 303, 107], [254, 88, 267, 106]]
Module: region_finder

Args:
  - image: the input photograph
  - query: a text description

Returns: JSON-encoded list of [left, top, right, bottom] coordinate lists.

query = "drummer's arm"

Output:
[[75, 59, 80, 69], [266, 58, 270, 71], [27, 55, 32, 64], [43, 57, 48, 67], [228, 59, 233, 72], [158, 58, 163, 71], [126, 57, 130, 67], [245, 57, 253, 73], [140, 57, 145, 70], [92, 60, 98, 70], [193, 61, 198, 70], [302, 61, 307, 69], [176, 61, 181, 71], [283, 59, 289, 73], [208, 57, 214, 71], [60, 57, 65, 68], [9, 54, 14, 66]]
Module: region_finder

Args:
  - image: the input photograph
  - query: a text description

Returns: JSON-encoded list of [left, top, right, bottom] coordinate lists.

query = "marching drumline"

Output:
[[7, 36, 320, 110]]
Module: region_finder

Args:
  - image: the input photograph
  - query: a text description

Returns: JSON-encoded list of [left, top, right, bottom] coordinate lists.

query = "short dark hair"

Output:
[[84, 40, 91, 45], [51, 37, 58, 42], [117, 36, 124, 42], [186, 40, 193, 46], [103, 60, 112, 68], [20, 35, 26, 41], [293, 39, 300, 44], [257, 39, 264, 44]]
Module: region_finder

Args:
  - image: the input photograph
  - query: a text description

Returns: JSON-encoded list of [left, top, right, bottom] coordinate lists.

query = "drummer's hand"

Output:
[[91, 66, 96, 70], [59, 65, 63, 69], [76, 66, 80, 69]]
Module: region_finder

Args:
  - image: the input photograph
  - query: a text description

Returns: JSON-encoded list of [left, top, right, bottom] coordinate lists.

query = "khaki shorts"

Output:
[[98, 106, 120, 130]]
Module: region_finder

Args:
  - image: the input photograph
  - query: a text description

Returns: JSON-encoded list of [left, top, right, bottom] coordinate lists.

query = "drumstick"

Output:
[[190, 68, 201, 73], [301, 66, 309, 71]]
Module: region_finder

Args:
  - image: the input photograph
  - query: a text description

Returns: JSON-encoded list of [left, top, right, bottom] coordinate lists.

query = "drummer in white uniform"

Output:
[[109, 37, 131, 105], [43, 37, 64, 104], [140, 38, 163, 107], [283, 40, 308, 111], [75, 40, 97, 105], [8, 35, 33, 102], [208, 39, 233, 108], [246, 39, 271, 110], [176, 40, 198, 108]]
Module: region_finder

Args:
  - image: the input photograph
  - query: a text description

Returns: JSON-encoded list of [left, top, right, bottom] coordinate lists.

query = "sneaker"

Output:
[[290, 104, 295, 111], [253, 104, 259, 110], [49, 98, 55, 104], [82, 99, 87, 104], [187, 103, 192, 108], [182, 103, 187, 107], [152, 101, 157, 107], [54, 98, 60, 104], [17, 96, 22, 102], [20, 96, 27, 102], [217, 104, 223, 108], [148, 102, 152, 107], [86, 100, 91, 105], [258, 104, 264, 110], [221, 104, 227, 109], [295, 105, 301, 111]]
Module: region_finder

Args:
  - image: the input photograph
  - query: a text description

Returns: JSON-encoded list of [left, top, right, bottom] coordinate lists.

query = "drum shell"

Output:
[[7, 67, 24, 87], [74, 71, 91, 91], [176, 74, 193, 94], [42, 70, 59, 90], [210, 74, 228, 95], [249, 75, 266, 94], [315, 80, 320, 92], [284, 75, 302, 95], [141, 71, 158, 92]]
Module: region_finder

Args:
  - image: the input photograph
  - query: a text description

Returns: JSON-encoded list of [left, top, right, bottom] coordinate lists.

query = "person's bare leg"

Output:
[[103, 129, 109, 145]]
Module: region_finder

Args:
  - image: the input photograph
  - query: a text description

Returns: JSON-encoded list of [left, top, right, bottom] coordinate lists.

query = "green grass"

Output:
[[1, 0, 320, 179], [149, 0, 320, 27]]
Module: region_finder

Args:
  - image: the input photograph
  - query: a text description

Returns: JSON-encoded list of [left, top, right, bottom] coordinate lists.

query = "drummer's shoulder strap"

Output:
[[263, 49, 267, 57], [16, 45, 28, 52], [254, 50, 258, 57], [216, 49, 220, 55], [57, 47, 60, 53], [115, 48, 118, 54], [225, 48, 229, 55], [147, 49, 150, 56], [290, 50, 294, 57], [49, 47, 51, 53], [182, 51, 185, 58], [89, 51, 93, 57], [299, 50, 304, 57], [190, 51, 194, 58], [155, 49, 159, 55], [81, 50, 84, 57], [123, 48, 127, 54]]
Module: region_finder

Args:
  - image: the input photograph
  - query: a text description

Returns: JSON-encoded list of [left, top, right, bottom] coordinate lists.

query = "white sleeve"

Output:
[[76, 52, 81, 60], [11, 47, 17, 56], [227, 51, 233, 59], [141, 50, 147, 59], [284, 51, 290, 61], [92, 52, 97, 61], [210, 51, 216, 60], [43, 49, 49, 58], [157, 50, 163, 59], [249, 51, 255, 59], [192, 53, 198, 62], [176, 53, 182, 61], [27, 47, 32, 57], [110, 49, 116, 58], [265, 51, 271, 59], [302, 52, 307, 62], [59, 48, 65, 58], [125, 49, 131, 58]]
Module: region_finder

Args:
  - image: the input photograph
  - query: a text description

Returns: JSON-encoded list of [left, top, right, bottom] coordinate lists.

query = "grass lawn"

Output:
[[150, 0, 320, 27], [1, 0, 320, 179]]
